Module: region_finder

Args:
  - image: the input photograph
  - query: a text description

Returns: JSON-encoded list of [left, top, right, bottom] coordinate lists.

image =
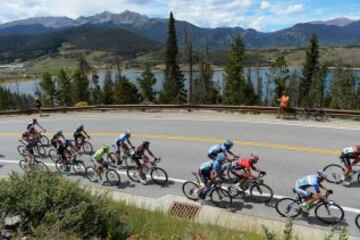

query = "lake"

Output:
[[2, 68, 360, 97]]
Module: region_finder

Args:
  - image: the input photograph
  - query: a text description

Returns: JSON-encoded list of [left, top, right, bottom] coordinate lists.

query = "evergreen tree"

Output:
[[271, 56, 290, 104], [330, 61, 358, 109], [300, 34, 320, 107], [78, 55, 92, 78], [56, 69, 72, 106], [137, 65, 157, 102], [159, 12, 187, 103], [39, 72, 56, 106], [102, 68, 114, 104], [114, 75, 140, 104], [72, 70, 90, 103], [309, 65, 327, 107], [244, 68, 259, 105], [90, 73, 102, 104], [223, 36, 246, 104], [287, 70, 301, 107]]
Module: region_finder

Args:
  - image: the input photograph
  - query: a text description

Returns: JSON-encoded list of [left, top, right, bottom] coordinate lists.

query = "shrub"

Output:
[[74, 101, 89, 107]]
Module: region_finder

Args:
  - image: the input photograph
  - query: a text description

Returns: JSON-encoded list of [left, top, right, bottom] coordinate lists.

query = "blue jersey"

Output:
[[208, 144, 226, 156], [200, 161, 221, 174], [295, 175, 320, 193], [115, 134, 128, 144]]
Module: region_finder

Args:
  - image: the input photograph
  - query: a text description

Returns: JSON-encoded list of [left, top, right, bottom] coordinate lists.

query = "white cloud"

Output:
[[249, 15, 266, 30], [260, 1, 270, 10], [285, 4, 303, 14]]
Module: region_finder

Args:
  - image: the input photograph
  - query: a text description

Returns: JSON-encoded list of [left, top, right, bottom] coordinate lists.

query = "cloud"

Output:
[[249, 15, 266, 30], [260, 1, 270, 10], [285, 4, 303, 14]]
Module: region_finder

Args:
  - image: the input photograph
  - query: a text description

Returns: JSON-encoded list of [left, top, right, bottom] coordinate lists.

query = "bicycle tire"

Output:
[[275, 198, 301, 218], [182, 181, 200, 201], [315, 202, 344, 224], [124, 156, 135, 167], [249, 183, 273, 203], [55, 161, 69, 174], [85, 166, 99, 182], [72, 160, 86, 175], [150, 167, 168, 186], [358, 173, 360, 184], [82, 141, 93, 155], [17, 145, 26, 156], [34, 145, 47, 158], [106, 169, 121, 185], [19, 159, 28, 171], [39, 135, 50, 146], [48, 149, 58, 162], [227, 185, 241, 198], [323, 164, 344, 184], [226, 167, 238, 183], [355, 214, 360, 229], [210, 188, 232, 208], [35, 161, 49, 172], [127, 166, 141, 182]]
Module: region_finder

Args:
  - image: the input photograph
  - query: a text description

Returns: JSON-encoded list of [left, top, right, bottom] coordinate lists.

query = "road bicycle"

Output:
[[323, 161, 360, 184], [70, 137, 93, 155], [17, 140, 47, 158], [85, 160, 121, 186], [227, 172, 273, 203], [127, 157, 168, 186], [48, 140, 77, 162], [275, 190, 344, 224], [19, 154, 49, 173], [54, 155, 86, 176], [182, 172, 233, 208], [107, 146, 134, 168]]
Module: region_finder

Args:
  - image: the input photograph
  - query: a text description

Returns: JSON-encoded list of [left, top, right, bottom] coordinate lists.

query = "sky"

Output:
[[1, 0, 360, 32]]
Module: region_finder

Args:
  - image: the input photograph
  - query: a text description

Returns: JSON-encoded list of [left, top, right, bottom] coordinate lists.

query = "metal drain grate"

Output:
[[168, 201, 201, 219]]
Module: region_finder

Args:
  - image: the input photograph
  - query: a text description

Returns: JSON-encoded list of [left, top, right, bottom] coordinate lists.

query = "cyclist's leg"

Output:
[[133, 156, 145, 178], [342, 155, 352, 178]]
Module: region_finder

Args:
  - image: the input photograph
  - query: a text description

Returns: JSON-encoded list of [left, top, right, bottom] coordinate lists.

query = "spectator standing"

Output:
[[34, 97, 43, 117], [277, 92, 289, 119]]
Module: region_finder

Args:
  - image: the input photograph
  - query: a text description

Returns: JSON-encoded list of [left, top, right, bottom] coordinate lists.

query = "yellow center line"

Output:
[[0, 132, 339, 156]]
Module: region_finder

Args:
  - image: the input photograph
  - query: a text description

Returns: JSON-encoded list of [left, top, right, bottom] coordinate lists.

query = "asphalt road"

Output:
[[0, 111, 359, 236]]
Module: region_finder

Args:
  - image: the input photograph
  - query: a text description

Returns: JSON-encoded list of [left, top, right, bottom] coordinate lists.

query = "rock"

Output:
[[4, 213, 22, 227], [0, 229, 13, 239]]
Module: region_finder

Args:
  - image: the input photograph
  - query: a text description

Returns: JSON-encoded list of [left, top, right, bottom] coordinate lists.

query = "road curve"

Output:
[[0, 111, 359, 236]]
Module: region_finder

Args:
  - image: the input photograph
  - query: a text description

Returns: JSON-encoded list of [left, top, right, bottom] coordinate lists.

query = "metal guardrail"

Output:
[[0, 104, 359, 118]]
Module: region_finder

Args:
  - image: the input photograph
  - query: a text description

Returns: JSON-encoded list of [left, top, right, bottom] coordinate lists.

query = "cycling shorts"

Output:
[[199, 168, 211, 185], [295, 187, 313, 198]]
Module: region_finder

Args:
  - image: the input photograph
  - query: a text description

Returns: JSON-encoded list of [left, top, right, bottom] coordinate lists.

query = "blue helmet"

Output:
[[216, 153, 226, 163], [224, 139, 234, 149], [317, 170, 327, 179]]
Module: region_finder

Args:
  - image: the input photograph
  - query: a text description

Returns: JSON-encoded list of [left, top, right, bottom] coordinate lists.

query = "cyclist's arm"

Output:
[[83, 130, 90, 138], [37, 123, 45, 131], [127, 139, 135, 148], [227, 150, 236, 157], [210, 171, 220, 184], [146, 148, 155, 158], [319, 182, 329, 192]]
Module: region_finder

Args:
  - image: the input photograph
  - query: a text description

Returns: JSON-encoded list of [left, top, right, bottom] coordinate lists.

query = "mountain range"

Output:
[[1, 10, 360, 62]]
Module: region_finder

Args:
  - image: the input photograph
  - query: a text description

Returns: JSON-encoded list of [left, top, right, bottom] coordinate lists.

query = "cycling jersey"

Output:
[[22, 132, 33, 142], [295, 175, 320, 198], [93, 148, 106, 163], [75, 126, 84, 134], [115, 134, 128, 144], [200, 161, 222, 174], [341, 145, 360, 166], [134, 144, 149, 157], [235, 158, 257, 172], [208, 144, 227, 159]]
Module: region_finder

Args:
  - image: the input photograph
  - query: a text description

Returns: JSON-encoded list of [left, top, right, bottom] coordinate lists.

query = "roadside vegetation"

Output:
[[0, 12, 359, 111]]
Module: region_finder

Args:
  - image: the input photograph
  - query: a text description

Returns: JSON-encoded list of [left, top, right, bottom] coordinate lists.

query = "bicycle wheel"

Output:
[[249, 183, 273, 203], [210, 188, 233, 208], [355, 214, 360, 229], [19, 160, 28, 171], [72, 160, 86, 175], [315, 202, 344, 224], [124, 156, 135, 167], [227, 185, 241, 198], [17, 145, 26, 155], [34, 145, 46, 158], [48, 149, 58, 162], [35, 161, 49, 172], [107, 153, 119, 168], [226, 167, 238, 182], [85, 166, 99, 182], [127, 166, 141, 182], [182, 181, 200, 201], [55, 161, 69, 174], [150, 167, 168, 186], [275, 198, 301, 218], [106, 169, 121, 185], [82, 142, 93, 155], [39, 135, 49, 146], [357, 173, 360, 184], [323, 164, 344, 184]]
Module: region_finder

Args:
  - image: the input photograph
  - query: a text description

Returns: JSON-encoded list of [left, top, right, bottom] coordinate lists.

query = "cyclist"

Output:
[[198, 153, 226, 199], [73, 125, 90, 150], [50, 130, 66, 149], [24, 141, 35, 168], [230, 154, 266, 189], [114, 130, 135, 164], [340, 145, 360, 186], [132, 140, 156, 184], [207, 139, 237, 162], [21, 130, 35, 144], [57, 140, 73, 174], [92, 145, 111, 180], [295, 171, 332, 213]]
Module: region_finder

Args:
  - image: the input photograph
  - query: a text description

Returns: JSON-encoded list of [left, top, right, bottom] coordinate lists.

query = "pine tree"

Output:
[[90, 73, 102, 104], [223, 36, 246, 104], [72, 70, 90, 103], [102, 68, 114, 104], [330, 61, 358, 109], [300, 34, 320, 107], [271, 56, 290, 104], [244, 68, 259, 105], [159, 12, 187, 103], [40, 72, 56, 106], [137, 65, 157, 102], [114, 75, 140, 104], [56, 69, 72, 106], [309, 65, 327, 107]]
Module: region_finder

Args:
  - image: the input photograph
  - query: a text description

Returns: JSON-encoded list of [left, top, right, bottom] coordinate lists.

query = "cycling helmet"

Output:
[[56, 129, 63, 135], [125, 129, 131, 137], [143, 140, 150, 147], [250, 154, 259, 163], [78, 125, 84, 131], [317, 170, 327, 179], [216, 153, 226, 163], [104, 144, 110, 152], [32, 118, 38, 123], [224, 139, 234, 149]]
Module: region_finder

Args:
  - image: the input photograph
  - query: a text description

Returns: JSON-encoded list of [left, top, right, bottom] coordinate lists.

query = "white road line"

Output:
[[1, 159, 359, 214]]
